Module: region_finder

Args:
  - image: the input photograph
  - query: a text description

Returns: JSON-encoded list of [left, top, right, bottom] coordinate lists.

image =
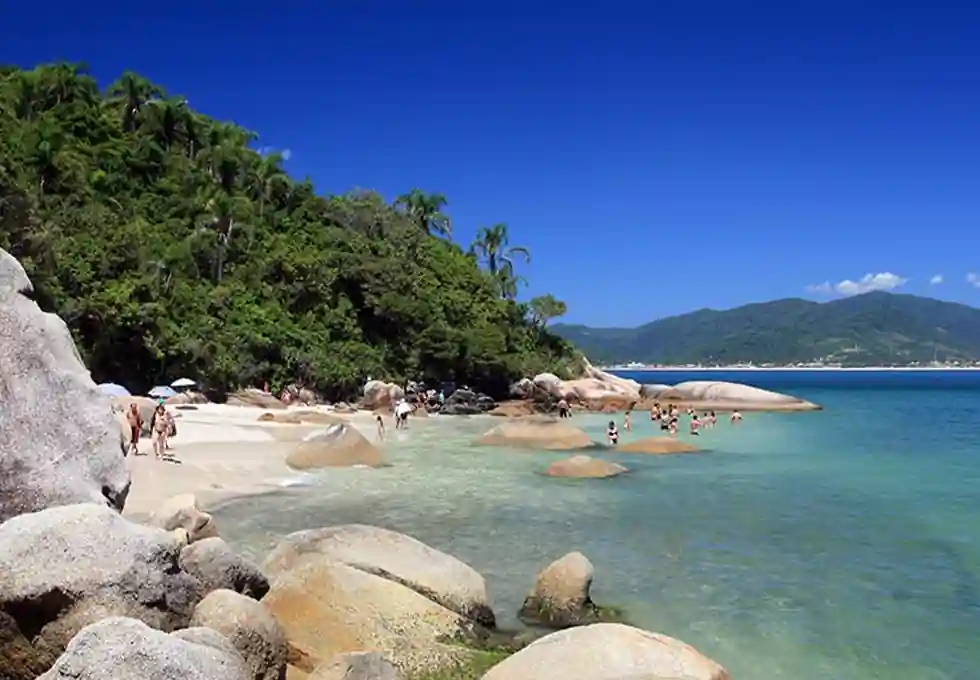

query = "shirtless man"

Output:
[[126, 403, 142, 456]]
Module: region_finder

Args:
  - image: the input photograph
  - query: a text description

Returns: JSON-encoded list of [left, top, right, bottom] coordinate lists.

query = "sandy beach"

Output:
[[121, 403, 384, 518]]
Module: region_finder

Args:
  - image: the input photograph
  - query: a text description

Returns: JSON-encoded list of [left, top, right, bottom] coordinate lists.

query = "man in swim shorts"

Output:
[[557, 398, 570, 418], [126, 403, 142, 455]]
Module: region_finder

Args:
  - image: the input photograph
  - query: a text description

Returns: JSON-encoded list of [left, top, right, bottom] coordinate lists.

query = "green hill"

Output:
[[0, 63, 579, 398], [552, 292, 980, 366]]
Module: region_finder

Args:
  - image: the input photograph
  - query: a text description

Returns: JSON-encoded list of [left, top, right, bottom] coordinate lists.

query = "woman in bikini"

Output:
[[152, 402, 171, 459]]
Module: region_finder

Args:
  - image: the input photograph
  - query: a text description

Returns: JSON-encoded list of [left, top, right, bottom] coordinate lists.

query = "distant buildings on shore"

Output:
[[603, 360, 980, 370]]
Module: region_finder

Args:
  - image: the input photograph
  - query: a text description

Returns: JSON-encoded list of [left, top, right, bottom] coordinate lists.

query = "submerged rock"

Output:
[[658, 380, 819, 410], [544, 456, 627, 478], [285, 423, 384, 469], [37, 617, 249, 680], [480, 623, 730, 680], [617, 437, 699, 455], [479, 418, 593, 451], [0, 248, 130, 522]]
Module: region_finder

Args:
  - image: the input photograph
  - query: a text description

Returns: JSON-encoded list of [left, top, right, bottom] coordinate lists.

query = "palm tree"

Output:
[[393, 189, 451, 238], [252, 151, 288, 220], [470, 223, 531, 299], [141, 98, 188, 150], [107, 71, 163, 132]]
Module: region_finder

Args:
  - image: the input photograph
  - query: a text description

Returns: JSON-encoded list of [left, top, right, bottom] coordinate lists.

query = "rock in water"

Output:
[[480, 623, 730, 680], [37, 617, 250, 680], [0, 249, 130, 522], [479, 418, 593, 450], [0, 503, 203, 668], [285, 424, 385, 469], [544, 456, 627, 479], [519, 552, 601, 628]]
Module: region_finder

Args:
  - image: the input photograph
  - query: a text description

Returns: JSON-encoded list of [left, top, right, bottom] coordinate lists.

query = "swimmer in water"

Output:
[[624, 411, 631, 431], [606, 420, 619, 446], [668, 416, 678, 437], [375, 414, 385, 441], [690, 414, 701, 435], [730, 410, 742, 424]]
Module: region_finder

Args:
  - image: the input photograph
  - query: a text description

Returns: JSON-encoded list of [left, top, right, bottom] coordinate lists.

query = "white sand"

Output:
[[121, 403, 384, 518]]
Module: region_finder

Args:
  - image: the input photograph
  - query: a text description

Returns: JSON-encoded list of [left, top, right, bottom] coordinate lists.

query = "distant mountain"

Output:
[[552, 292, 980, 366]]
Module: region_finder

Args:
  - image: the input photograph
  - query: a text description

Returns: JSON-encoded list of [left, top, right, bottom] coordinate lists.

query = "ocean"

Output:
[[211, 369, 980, 680]]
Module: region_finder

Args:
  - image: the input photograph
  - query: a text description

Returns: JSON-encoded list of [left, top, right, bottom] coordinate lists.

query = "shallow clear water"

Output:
[[213, 371, 980, 680]]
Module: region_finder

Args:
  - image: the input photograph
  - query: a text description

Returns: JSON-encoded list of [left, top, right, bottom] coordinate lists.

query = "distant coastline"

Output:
[[603, 365, 980, 372]]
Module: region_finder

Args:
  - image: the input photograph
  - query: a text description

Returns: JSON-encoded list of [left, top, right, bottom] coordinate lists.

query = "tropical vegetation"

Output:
[[554, 292, 980, 366], [0, 63, 577, 399]]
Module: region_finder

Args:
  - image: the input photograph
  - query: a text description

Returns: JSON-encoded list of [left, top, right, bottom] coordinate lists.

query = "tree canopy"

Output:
[[0, 63, 579, 399]]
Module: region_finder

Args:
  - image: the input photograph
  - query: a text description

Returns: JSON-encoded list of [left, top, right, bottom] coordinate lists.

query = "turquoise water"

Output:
[[213, 371, 980, 680]]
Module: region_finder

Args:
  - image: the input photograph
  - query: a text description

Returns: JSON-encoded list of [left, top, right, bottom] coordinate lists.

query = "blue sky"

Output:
[[4, 1, 980, 326]]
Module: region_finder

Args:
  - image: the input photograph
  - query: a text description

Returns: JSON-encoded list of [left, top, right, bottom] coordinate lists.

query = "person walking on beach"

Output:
[[126, 403, 142, 456], [150, 401, 173, 459]]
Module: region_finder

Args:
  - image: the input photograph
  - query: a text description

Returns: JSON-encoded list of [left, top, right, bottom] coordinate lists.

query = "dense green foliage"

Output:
[[554, 292, 980, 366], [0, 63, 579, 398]]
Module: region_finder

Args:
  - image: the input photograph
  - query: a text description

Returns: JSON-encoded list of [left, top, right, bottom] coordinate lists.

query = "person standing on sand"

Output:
[[150, 401, 173, 459], [126, 403, 142, 456]]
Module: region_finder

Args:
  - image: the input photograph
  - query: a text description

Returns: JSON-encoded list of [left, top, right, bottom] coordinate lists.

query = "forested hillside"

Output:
[[554, 292, 980, 366], [0, 63, 578, 398]]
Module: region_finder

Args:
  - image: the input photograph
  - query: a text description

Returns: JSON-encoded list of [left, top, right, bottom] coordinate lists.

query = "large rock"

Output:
[[309, 651, 404, 680], [189, 589, 288, 680], [617, 437, 699, 455], [658, 380, 819, 410], [480, 623, 730, 680], [263, 524, 492, 626], [519, 552, 601, 628], [262, 559, 471, 676], [149, 493, 220, 543], [544, 456, 627, 479], [440, 389, 496, 416], [0, 249, 130, 522], [37, 617, 250, 680], [257, 411, 344, 425], [179, 537, 270, 600], [479, 418, 593, 451], [285, 423, 384, 470], [362, 380, 404, 410], [227, 389, 286, 410], [0, 504, 203, 672]]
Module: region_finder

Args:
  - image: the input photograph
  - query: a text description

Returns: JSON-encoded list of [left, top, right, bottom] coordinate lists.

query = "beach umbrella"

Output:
[[170, 377, 196, 388], [98, 383, 132, 398], [148, 385, 178, 399]]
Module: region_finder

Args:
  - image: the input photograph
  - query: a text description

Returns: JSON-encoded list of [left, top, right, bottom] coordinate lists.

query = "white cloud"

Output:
[[968, 272, 980, 288], [281, 148, 292, 161], [930, 274, 943, 285], [806, 272, 908, 296]]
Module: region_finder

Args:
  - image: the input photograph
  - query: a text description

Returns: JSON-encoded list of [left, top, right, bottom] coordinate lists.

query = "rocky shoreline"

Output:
[[1, 246, 784, 678]]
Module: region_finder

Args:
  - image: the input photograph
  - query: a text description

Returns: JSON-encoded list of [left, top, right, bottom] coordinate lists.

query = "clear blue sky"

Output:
[[4, 1, 980, 326]]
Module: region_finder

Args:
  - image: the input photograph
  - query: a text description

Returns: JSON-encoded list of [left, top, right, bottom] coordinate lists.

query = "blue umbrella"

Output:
[[148, 385, 178, 399], [98, 383, 132, 398]]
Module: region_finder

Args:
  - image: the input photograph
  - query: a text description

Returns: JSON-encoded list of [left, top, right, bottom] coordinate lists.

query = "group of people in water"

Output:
[[605, 403, 742, 446]]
